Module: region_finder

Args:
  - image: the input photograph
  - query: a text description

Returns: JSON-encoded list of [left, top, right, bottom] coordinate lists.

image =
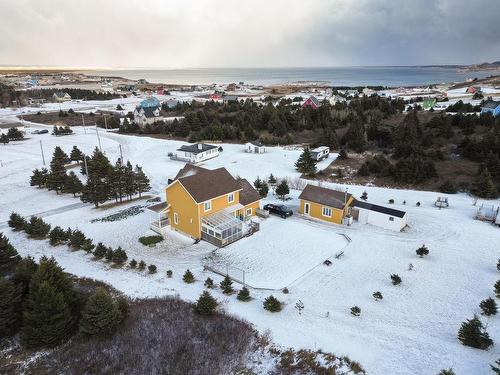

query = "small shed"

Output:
[[310, 146, 330, 161], [476, 204, 498, 222], [353, 200, 407, 232], [245, 140, 266, 154]]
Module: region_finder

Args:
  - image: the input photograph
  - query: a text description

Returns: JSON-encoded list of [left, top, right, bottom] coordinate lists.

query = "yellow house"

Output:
[[164, 165, 261, 246], [298, 184, 354, 225]]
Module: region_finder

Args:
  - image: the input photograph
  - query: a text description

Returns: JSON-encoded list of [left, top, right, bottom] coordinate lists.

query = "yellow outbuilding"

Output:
[[298, 184, 353, 225]]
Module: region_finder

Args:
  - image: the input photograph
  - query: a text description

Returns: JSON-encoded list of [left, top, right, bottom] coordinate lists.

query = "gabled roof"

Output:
[[304, 96, 320, 106], [172, 165, 241, 203], [353, 200, 406, 218], [142, 107, 159, 118], [177, 143, 218, 154], [237, 178, 261, 205], [223, 95, 239, 101], [482, 100, 500, 109], [298, 184, 351, 210], [248, 140, 264, 147], [147, 201, 169, 213]]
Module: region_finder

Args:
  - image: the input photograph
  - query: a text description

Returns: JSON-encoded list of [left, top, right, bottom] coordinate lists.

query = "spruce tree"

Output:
[[81, 175, 109, 207], [134, 165, 151, 198], [438, 369, 455, 375], [93, 242, 107, 259], [416, 245, 429, 258], [105, 247, 114, 261], [391, 274, 402, 285], [183, 269, 194, 283], [220, 275, 234, 294], [258, 182, 269, 198], [148, 264, 157, 274], [275, 180, 290, 200], [268, 174, 277, 184], [491, 359, 500, 374], [472, 167, 498, 199], [22, 281, 74, 348], [25, 216, 51, 239], [49, 226, 68, 246], [0, 133, 9, 144], [204, 277, 214, 288], [0, 278, 22, 337], [112, 247, 128, 265], [138, 260, 146, 271], [8, 212, 27, 231], [263, 295, 282, 312], [109, 158, 126, 202], [254, 177, 263, 190], [123, 161, 136, 200], [457, 315, 493, 349], [63, 171, 83, 197], [497, 259, 500, 272], [70, 146, 84, 164], [237, 287, 251, 302], [295, 148, 317, 175], [12, 256, 38, 297], [81, 238, 95, 253], [194, 291, 218, 316], [46, 146, 69, 193], [129, 259, 137, 269], [69, 229, 86, 250], [30, 168, 49, 188], [373, 291, 383, 301], [350, 306, 361, 316], [361, 191, 368, 201], [479, 297, 497, 316], [0, 232, 21, 275], [495, 280, 500, 298], [80, 288, 121, 337]]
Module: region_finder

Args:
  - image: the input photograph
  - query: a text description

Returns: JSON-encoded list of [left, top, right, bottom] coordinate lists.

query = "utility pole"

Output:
[[95, 125, 102, 151], [18, 102, 24, 124], [39, 140, 46, 166], [119, 144, 123, 160], [83, 154, 89, 177], [104, 114, 108, 131], [82, 113, 87, 134]]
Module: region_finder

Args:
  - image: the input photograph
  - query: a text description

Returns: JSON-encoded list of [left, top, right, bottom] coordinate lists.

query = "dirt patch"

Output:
[[22, 111, 113, 127]]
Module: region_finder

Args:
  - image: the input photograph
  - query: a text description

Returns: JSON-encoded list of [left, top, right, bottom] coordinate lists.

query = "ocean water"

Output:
[[90, 67, 496, 87]]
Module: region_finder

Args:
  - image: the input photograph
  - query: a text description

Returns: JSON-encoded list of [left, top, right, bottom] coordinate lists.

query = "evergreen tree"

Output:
[[63, 171, 83, 197], [148, 264, 157, 274], [220, 275, 234, 294], [8, 212, 27, 231], [275, 180, 290, 200], [472, 167, 498, 199], [0, 232, 21, 275], [268, 174, 277, 184], [129, 259, 137, 269], [81, 175, 109, 207], [338, 149, 348, 160], [25, 216, 51, 239], [46, 146, 70, 193], [49, 226, 69, 246], [204, 277, 214, 288], [391, 274, 402, 285], [0, 278, 22, 337], [0, 133, 9, 144], [79, 288, 121, 337], [138, 260, 146, 271], [194, 290, 218, 315], [109, 158, 126, 203], [361, 191, 368, 201], [457, 315, 493, 349], [497, 259, 500, 272], [373, 291, 383, 301], [258, 181, 269, 198], [22, 281, 74, 348], [495, 280, 500, 298], [112, 247, 127, 265], [93, 242, 107, 259], [81, 238, 95, 253], [7, 127, 24, 141], [134, 165, 151, 197], [183, 269, 194, 283], [70, 146, 84, 164], [30, 168, 49, 188], [479, 297, 497, 316], [105, 247, 114, 261], [237, 287, 251, 302], [342, 121, 366, 151], [416, 245, 429, 258], [69, 229, 86, 250], [12, 256, 38, 297], [350, 306, 361, 316], [438, 369, 455, 375], [295, 148, 317, 175], [123, 161, 136, 200], [263, 295, 282, 312]]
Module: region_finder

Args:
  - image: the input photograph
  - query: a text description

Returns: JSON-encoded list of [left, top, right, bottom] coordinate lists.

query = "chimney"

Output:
[[197, 143, 203, 150]]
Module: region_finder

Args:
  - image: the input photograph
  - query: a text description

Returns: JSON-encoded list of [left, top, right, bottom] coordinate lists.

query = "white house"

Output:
[[245, 140, 266, 154], [134, 106, 161, 127], [329, 95, 346, 106], [170, 143, 220, 163], [310, 146, 330, 161], [53, 92, 71, 102], [353, 200, 407, 231]]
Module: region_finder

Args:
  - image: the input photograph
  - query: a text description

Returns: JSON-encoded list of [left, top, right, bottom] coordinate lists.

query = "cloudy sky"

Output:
[[1, 0, 499, 68]]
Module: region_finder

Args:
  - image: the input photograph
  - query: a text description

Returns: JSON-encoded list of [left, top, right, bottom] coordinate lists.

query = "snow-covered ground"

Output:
[[1, 104, 500, 374]]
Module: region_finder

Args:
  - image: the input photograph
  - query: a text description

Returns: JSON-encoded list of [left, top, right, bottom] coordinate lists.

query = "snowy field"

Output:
[[1, 102, 500, 374]]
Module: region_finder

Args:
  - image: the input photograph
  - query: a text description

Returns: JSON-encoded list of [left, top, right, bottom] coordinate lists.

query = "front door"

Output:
[[304, 203, 310, 215]]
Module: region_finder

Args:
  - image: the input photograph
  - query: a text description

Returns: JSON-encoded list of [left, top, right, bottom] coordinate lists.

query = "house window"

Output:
[[173, 212, 179, 225], [322, 207, 332, 217], [204, 200, 212, 212], [228, 193, 234, 203], [246, 208, 252, 216], [389, 217, 394, 221]]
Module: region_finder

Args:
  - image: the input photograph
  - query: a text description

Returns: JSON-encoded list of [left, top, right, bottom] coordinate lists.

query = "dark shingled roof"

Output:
[[174, 165, 241, 203], [353, 200, 406, 218], [142, 107, 159, 118], [298, 184, 352, 210], [249, 140, 264, 147], [147, 201, 169, 213], [482, 100, 500, 109], [177, 143, 218, 155], [237, 178, 261, 205]]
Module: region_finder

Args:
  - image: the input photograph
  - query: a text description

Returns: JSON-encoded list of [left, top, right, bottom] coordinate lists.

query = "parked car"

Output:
[[263, 204, 293, 218], [31, 129, 48, 134]]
